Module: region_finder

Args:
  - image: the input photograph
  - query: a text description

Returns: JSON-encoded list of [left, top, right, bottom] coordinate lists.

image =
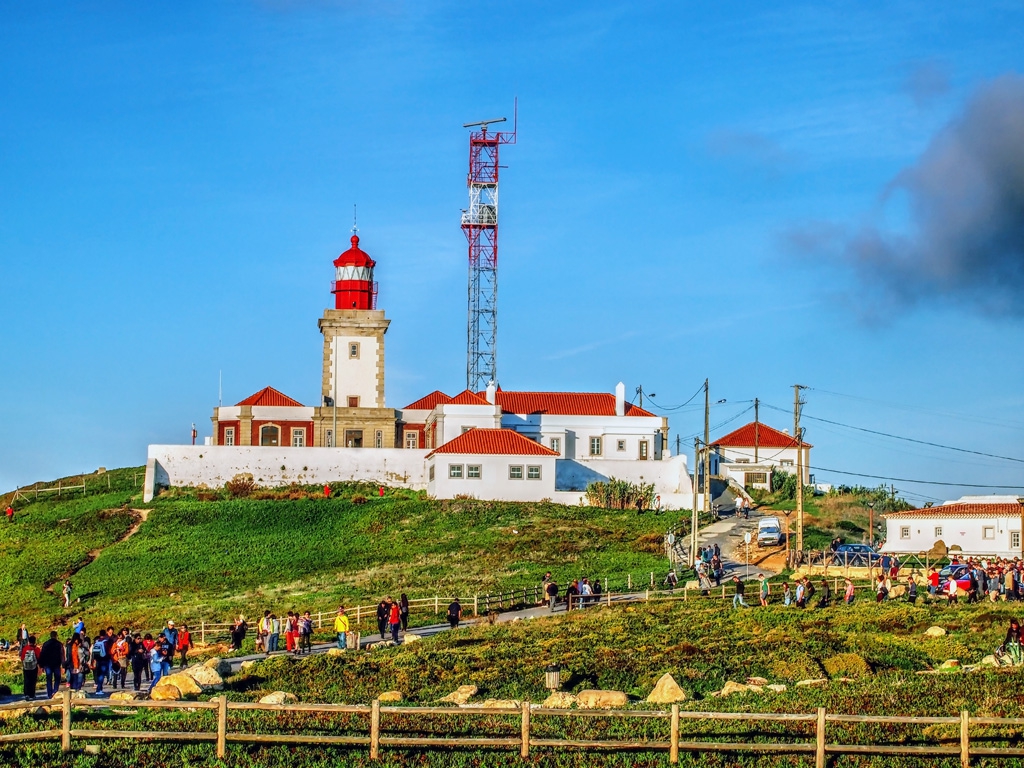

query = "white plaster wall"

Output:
[[250, 406, 316, 421], [718, 445, 810, 483], [882, 515, 1021, 558], [428, 453, 556, 501], [434, 404, 502, 446], [146, 445, 427, 500], [329, 335, 380, 408], [554, 454, 693, 510], [216, 406, 242, 420], [500, 413, 661, 461]]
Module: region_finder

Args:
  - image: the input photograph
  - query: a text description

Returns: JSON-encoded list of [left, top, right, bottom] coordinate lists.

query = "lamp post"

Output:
[[1017, 497, 1024, 559], [868, 502, 875, 547], [545, 664, 561, 693]]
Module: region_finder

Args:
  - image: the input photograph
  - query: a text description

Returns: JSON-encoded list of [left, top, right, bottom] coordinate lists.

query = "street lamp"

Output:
[[867, 502, 875, 547], [545, 664, 561, 692], [1017, 497, 1024, 559]]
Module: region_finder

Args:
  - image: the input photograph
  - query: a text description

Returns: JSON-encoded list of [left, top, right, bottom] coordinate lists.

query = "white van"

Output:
[[757, 516, 783, 548]]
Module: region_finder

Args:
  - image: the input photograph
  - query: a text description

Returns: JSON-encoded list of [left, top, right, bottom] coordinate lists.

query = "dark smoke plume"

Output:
[[784, 74, 1024, 318]]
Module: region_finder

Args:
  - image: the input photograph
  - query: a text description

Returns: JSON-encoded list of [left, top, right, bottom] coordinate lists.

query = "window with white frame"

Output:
[[780, 459, 794, 467], [639, 441, 649, 460], [746, 472, 767, 485], [291, 428, 306, 447], [549, 437, 561, 454], [589, 437, 602, 456], [1012, 532, 1021, 550], [527, 465, 541, 480], [224, 427, 235, 446], [467, 465, 481, 479], [509, 465, 524, 480], [900, 526, 910, 539], [449, 464, 463, 479], [934, 526, 943, 538], [983, 526, 996, 540], [349, 342, 360, 359], [404, 431, 419, 449], [616, 440, 626, 452]]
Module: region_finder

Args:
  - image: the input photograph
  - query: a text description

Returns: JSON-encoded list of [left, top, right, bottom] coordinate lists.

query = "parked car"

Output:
[[937, 564, 973, 594], [830, 544, 882, 566], [757, 517, 783, 548]]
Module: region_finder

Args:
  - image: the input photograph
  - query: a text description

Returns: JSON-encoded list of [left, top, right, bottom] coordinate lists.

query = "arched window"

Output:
[[260, 425, 280, 447]]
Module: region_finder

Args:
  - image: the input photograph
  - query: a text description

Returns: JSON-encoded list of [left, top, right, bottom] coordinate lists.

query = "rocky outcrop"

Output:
[[480, 699, 520, 709], [795, 678, 828, 687], [109, 691, 139, 701], [160, 672, 203, 698], [438, 685, 478, 705], [576, 690, 628, 709], [541, 692, 578, 708], [378, 691, 403, 703], [402, 634, 421, 644], [646, 674, 687, 704], [184, 665, 225, 690], [924, 626, 947, 637], [149, 683, 183, 701], [259, 691, 299, 705]]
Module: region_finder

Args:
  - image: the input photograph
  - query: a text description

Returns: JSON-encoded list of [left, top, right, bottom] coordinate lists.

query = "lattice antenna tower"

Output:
[[461, 102, 516, 391]]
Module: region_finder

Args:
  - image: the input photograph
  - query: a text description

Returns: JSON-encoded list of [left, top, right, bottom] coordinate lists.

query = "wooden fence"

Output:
[[1, 690, 1022, 766]]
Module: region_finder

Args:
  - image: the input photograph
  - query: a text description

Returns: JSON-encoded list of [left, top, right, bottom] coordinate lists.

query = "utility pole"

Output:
[[692, 437, 700, 566], [703, 379, 710, 515], [754, 398, 760, 464], [793, 384, 807, 554]]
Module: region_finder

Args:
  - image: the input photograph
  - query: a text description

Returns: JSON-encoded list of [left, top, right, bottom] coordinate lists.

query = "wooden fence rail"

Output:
[[1, 691, 1022, 766]]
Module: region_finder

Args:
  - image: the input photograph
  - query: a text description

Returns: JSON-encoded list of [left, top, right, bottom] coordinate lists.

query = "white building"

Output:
[[709, 421, 812, 490], [427, 428, 559, 501], [881, 495, 1024, 559]]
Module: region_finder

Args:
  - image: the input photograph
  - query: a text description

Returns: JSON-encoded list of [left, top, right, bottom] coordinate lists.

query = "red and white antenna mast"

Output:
[[462, 102, 516, 391]]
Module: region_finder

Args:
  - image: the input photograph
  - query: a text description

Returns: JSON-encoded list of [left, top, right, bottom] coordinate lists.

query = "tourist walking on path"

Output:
[[5, 504, 13, 523], [334, 608, 349, 650], [732, 576, 748, 608], [546, 578, 559, 612], [67, 635, 86, 692], [782, 582, 792, 606], [230, 616, 248, 651], [149, 639, 168, 690], [388, 600, 401, 643], [258, 612, 272, 654], [90, 630, 109, 695], [176, 624, 193, 669], [20, 635, 41, 701], [817, 578, 832, 608], [285, 612, 298, 652], [376, 600, 390, 640], [758, 574, 770, 607], [39, 631, 64, 699], [947, 577, 959, 606], [844, 577, 856, 605], [110, 631, 130, 689], [16, 623, 29, 651], [62, 580, 73, 608], [447, 598, 462, 629], [269, 614, 280, 653], [129, 634, 147, 692], [161, 621, 178, 660], [299, 612, 313, 654], [141, 634, 155, 683], [400, 593, 410, 631]]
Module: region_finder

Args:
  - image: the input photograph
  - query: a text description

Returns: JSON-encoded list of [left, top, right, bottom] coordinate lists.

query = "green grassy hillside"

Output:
[[0, 471, 683, 640]]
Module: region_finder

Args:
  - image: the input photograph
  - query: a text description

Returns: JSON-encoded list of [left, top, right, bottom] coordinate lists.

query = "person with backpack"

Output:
[[39, 630, 65, 698], [66, 634, 86, 692], [129, 633, 147, 692], [176, 624, 193, 669], [149, 638, 169, 690], [298, 612, 313, 654], [91, 629, 110, 695], [758, 574, 770, 607], [110, 631, 130, 689], [447, 598, 462, 629], [20, 634, 42, 701]]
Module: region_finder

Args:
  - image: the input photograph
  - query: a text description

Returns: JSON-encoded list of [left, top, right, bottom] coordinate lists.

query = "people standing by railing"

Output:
[[399, 594, 410, 631]]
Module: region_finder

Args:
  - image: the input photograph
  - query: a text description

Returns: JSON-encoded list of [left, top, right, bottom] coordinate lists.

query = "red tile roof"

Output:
[[236, 386, 305, 407], [402, 390, 453, 410], [427, 428, 560, 457], [713, 422, 812, 448], [485, 391, 656, 418], [886, 503, 1023, 518], [450, 389, 492, 405]]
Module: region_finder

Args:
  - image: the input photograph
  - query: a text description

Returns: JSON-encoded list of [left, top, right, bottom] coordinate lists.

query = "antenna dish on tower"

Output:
[[463, 117, 506, 129]]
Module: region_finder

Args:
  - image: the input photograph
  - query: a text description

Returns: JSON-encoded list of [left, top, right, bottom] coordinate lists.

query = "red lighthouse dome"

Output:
[[332, 233, 377, 310]]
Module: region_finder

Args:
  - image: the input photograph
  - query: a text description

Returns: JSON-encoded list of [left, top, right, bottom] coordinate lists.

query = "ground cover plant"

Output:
[[2, 599, 1024, 767]]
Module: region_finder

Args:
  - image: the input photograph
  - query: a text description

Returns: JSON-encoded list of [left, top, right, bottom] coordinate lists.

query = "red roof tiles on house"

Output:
[[236, 386, 305, 407], [427, 428, 560, 457], [885, 503, 1023, 518], [485, 392, 656, 418], [402, 390, 453, 410], [713, 422, 812, 448], [449, 389, 492, 405]]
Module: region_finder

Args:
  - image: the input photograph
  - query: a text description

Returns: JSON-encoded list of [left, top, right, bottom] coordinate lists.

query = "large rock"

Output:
[[719, 681, 751, 697], [402, 634, 421, 645], [239, 660, 257, 671], [766, 684, 788, 693], [542, 692, 578, 709], [327, 648, 346, 656], [795, 678, 828, 688], [981, 655, 999, 667], [888, 584, 907, 599], [576, 690, 628, 709], [160, 672, 203, 698], [259, 691, 299, 705], [746, 676, 769, 686], [205, 657, 234, 676], [924, 626, 947, 637], [438, 685, 478, 705], [109, 691, 139, 701], [149, 683, 183, 701], [370, 641, 396, 650], [481, 699, 520, 709], [378, 691, 403, 703], [646, 673, 687, 704], [184, 665, 224, 691]]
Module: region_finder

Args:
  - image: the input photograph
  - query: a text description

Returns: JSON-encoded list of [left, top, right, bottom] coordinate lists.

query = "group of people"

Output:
[[925, 558, 1024, 605], [14, 618, 193, 701], [693, 545, 725, 593], [541, 573, 604, 611], [247, 610, 318, 654]]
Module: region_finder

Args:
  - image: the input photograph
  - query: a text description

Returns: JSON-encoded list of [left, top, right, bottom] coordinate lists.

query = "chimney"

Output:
[[485, 380, 496, 405], [615, 382, 625, 416]]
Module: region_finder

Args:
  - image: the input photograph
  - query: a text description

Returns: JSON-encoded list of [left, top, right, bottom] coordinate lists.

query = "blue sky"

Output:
[[2, 1, 1022, 501]]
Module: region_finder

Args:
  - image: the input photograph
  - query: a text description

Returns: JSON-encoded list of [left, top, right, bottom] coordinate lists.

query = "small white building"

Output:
[[881, 495, 1024, 559], [709, 422, 812, 490], [426, 428, 559, 501]]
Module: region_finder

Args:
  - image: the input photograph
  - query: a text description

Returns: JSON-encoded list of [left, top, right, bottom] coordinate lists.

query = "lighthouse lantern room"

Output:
[[332, 234, 378, 310]]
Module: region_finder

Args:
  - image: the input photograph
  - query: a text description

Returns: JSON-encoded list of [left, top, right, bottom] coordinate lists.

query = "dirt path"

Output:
[[45, 508, 150, 592]]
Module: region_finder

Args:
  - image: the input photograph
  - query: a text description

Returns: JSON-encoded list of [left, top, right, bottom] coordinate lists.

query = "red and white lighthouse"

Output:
[[332, 233, 378, 310]]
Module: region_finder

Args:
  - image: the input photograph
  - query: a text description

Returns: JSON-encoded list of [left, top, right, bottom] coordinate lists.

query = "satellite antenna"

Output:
[[463, 117, 506, 131]]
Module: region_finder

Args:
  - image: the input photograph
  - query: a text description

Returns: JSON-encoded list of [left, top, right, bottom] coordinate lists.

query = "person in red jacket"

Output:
[[177, 624, 194, 669], [20, 635, 42, 701], [388, 598, 401, 643]]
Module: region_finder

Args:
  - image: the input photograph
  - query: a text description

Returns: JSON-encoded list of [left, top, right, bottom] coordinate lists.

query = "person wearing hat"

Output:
[[334, 608, 350, 650], [161, 621, 179, 667]]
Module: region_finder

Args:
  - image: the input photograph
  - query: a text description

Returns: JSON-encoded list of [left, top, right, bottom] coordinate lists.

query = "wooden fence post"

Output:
[[645, 589, 650, 603], [217, 695, 228, 759], [961, 710, 970, 768], [474, 595, 478, 616], [435, 596, 439, 615], [370, 699, 381, 760], [628, 574, 632, 590], [520, 701, 530, 758], [607, 589, 611, 607], [200, 621, 205, 645], [356, 605, 361, 624], [61, 688, 72, 752], [670, 703, 679, 764], [815, 707, 826, 768]]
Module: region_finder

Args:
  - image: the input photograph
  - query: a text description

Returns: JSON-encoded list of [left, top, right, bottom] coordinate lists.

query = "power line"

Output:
[[809, 387, 1024, 431], [808, 464, 1023, 489], [762, 402, 1024, 464], [645, 383, 707, 411]]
